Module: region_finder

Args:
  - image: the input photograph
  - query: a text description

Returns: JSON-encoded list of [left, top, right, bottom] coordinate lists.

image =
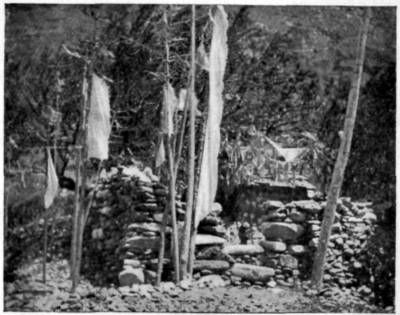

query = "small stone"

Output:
[[230, 263, 274, 282], [263, 200, 285, 210], [279, 254, 298, 269], [197, 275, 226, 288], [289, 210, 306, 223], [288, 245, 307, 255], [222, 244, 264, 256], [259, 240, 286, 253], [267, 280, 277, 288]]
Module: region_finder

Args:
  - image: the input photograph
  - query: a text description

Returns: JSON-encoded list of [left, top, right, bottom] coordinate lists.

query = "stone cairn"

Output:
[[83, 168, 377, 296], [83, 166, 186, 286]]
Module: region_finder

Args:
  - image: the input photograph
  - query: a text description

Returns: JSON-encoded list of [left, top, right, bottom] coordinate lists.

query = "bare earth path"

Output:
[[4, 259, 385, 312]]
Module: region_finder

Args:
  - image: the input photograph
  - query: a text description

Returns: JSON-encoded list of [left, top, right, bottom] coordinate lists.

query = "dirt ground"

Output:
[[4, 259, 388, 313]]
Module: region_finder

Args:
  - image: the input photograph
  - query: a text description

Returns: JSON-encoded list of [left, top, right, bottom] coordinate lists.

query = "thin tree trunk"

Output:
[[162, 7, 180, 284], [311, 8, 371, 290], [42, 208, 49, 283], [180, 4, 196, 280]]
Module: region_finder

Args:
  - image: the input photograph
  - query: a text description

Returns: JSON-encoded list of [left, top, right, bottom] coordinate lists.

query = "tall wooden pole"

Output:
[[180, 4, 196, 280], [311, 8, 371, 290]]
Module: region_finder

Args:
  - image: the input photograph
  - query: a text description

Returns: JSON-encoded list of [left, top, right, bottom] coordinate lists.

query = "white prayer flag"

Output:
[[195, 6, 228, 226], [44, 148, 59, 209], [87, 74, 111, 160]]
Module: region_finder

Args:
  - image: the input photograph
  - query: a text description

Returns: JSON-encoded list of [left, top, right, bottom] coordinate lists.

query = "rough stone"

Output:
[[279, 254, 298, 269], [230, 263, 274, 282], [197, 275, 226, 288], [289, 210, 306, 223], [193, 260, 230, 273], [289, 200, 323, 213], [118, 268, 145, 286], [263, 200, 285, 211], [222, 244, 264, 256], [127, 222, 161, 233], [261, 222, 304, 241], [259, 240, 286, 253], [198, 224, 226, 237], [124, 236, 160, 251]]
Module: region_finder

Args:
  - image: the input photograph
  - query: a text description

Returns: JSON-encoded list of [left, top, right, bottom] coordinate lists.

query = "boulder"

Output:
[[289, 200, 322, 214], [230, 263, 274, 282], [261, 222, 304, 241], [119, 268, 145, 286], [259, 240, 286, 253], [222, 244, 264, 256], [195, 234, 226, 246], [193, 260, 230, 273], [200, 215, 221, 226]]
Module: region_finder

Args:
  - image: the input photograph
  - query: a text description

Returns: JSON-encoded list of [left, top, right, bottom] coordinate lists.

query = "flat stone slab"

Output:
[[222, 244, 264, 256], [259, 240, 287, 253], [195, 234, 226, 246], [127, 222, 162, 233], [261, 222, 304, 241], [263, 200, 285, 211], [124, 236, 160, 251], [288, 200, 323, 213], [193, 260, 230, 273], [230, 263, 274, 282]]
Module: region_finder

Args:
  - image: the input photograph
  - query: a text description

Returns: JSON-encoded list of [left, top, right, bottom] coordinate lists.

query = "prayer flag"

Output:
[[195, 6, 228, 226], [87, 74, 111, 160], [44, 148, 59, 209]]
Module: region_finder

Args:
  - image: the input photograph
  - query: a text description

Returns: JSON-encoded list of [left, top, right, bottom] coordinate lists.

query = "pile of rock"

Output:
[[82, 166, 185, 286]]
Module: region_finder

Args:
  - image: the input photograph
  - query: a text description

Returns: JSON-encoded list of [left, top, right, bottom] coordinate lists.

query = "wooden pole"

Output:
[[188, 101, 209, 276], [180, 4, 196, 280], [311, 8, 371, 290], [75, 64, 92, 286], [71, 145, 82, 291]]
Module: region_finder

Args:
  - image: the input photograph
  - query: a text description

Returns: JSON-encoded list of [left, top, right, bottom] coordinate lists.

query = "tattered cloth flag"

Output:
[[161, 82, 178, 136], [44, 148, 59, 209], [197, 41, 210, 71], [155, 136, 166, 168], [87, 74, 111, 160], [195, 6, 228, 226]]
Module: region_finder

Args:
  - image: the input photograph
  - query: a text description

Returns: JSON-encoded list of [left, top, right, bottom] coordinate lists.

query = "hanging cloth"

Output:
[[155, 136, 166, 168], [161, 82, 178, 136], [87, 74, 111, 160], [195, 6, 228, 226], [44, 148, 59, 209]]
